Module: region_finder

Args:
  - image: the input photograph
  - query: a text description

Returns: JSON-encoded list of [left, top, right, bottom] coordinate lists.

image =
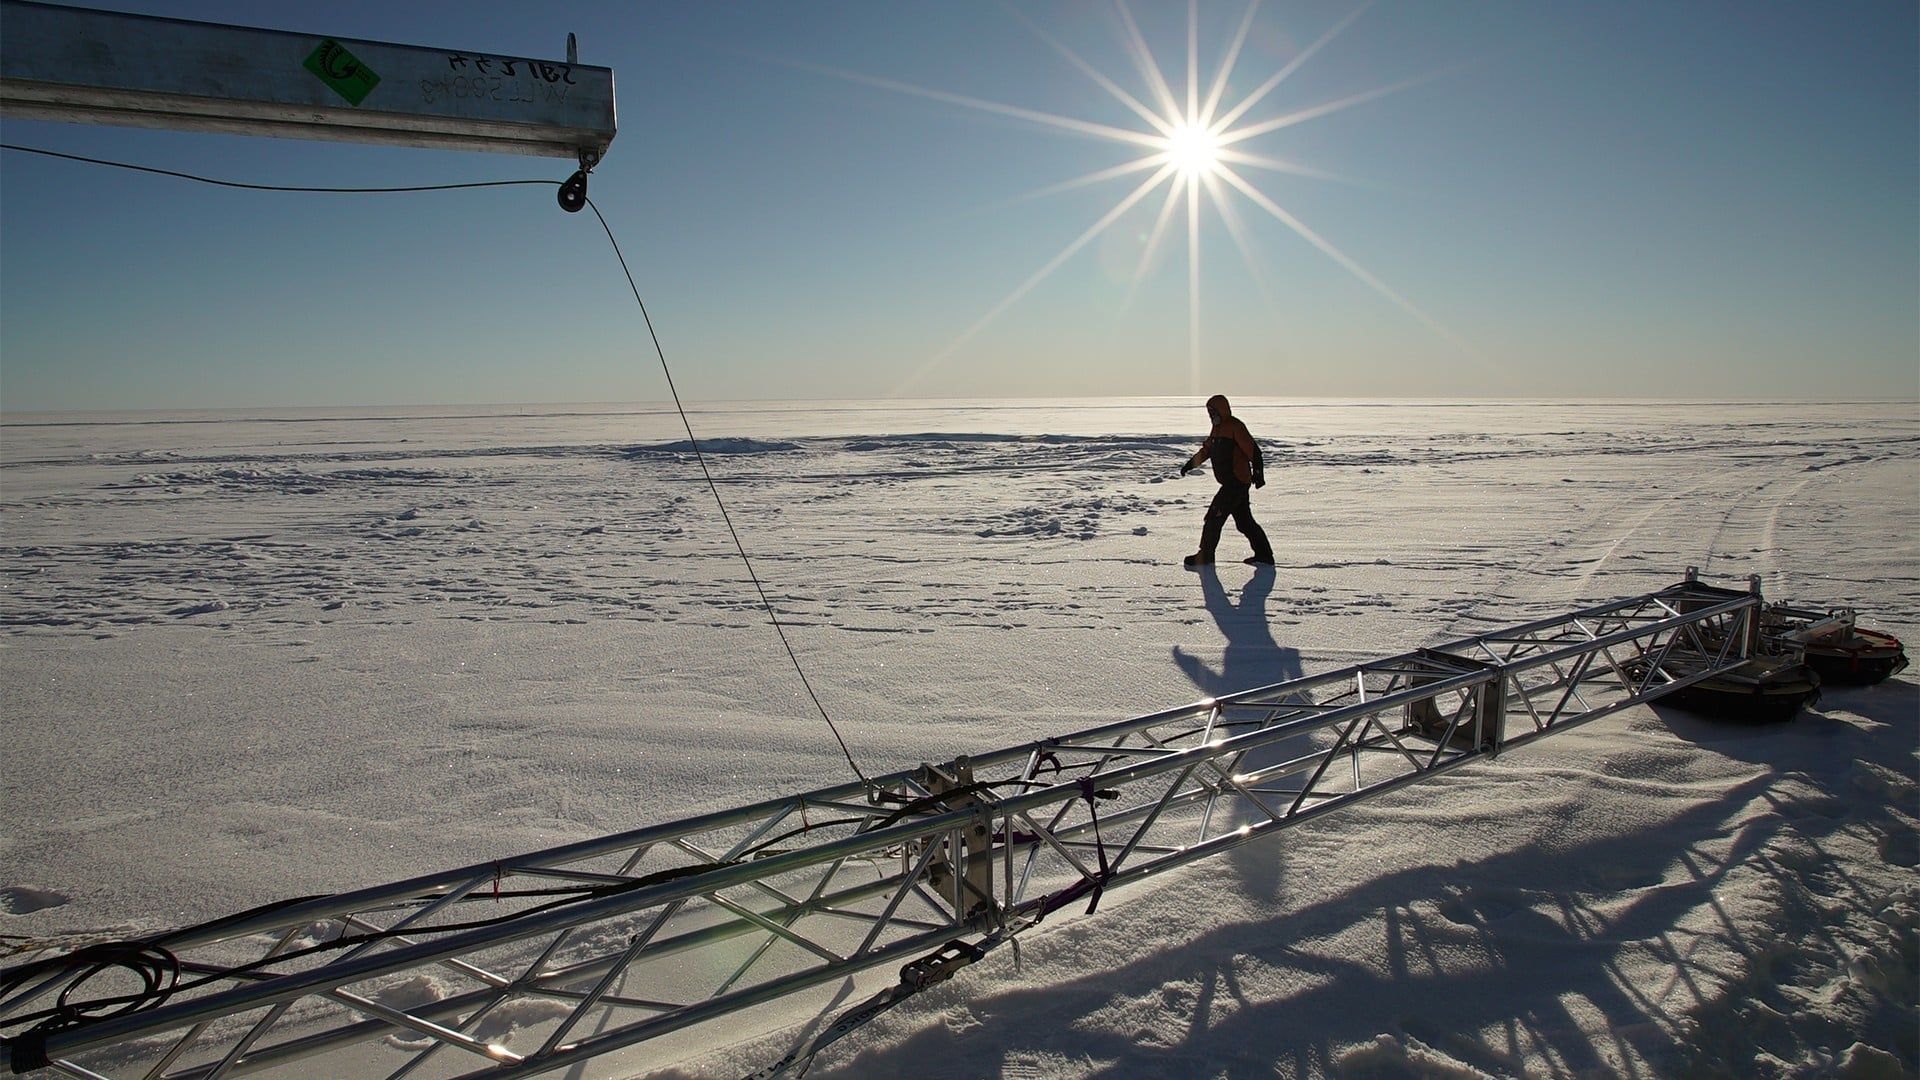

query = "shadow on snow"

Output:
[[814, 677, 1916, 1078]]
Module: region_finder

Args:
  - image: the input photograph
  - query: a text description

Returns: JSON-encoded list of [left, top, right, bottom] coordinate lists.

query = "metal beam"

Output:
[[0, 1, 615, 160]]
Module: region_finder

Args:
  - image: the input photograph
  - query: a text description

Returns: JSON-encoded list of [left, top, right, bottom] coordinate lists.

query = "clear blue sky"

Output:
[[1, 1, 1914, 411]]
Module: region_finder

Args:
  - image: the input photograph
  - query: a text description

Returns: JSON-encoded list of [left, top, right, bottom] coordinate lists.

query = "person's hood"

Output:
[[1206, 394, 1232, 420]]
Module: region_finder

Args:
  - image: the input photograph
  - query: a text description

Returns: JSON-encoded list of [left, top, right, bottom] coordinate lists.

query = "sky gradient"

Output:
[[1, 0, 1915, 411]]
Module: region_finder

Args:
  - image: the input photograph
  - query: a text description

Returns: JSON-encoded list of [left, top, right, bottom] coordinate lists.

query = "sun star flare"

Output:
[[816, 0, 1478, 394]]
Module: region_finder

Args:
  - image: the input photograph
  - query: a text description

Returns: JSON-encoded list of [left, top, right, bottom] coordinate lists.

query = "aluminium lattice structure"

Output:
[[0, 571, 1835, 1079]]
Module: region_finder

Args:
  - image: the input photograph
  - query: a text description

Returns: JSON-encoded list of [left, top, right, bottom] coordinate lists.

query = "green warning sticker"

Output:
[[304, 39, 380, 106]]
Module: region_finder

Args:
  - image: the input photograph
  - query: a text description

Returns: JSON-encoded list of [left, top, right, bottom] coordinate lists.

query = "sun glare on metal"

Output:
[[807, 0, 1475, 392]]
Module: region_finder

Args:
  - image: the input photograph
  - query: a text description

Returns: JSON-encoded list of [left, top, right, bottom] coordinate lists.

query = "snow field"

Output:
[[1, 398, 1914, 1077]]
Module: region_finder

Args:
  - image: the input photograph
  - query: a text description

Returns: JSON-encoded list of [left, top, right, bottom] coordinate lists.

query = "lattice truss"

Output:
[[1, 575, 1776, 1079]]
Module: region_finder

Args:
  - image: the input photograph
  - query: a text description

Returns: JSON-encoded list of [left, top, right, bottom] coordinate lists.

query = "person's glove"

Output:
[[1178, 460, 1195, 477], [1253, 470, 1266, 489]]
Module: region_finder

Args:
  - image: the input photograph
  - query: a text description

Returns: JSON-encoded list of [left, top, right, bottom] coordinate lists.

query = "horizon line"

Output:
[[3, 393, 1916, 427]]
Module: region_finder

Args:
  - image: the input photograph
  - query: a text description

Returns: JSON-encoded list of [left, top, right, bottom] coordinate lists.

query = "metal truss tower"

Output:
[[0, 572, 1848, 1078]]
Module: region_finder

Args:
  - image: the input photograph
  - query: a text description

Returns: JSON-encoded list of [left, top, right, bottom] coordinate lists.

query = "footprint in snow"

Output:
[[169, 600, 229, 618], [0, 886, 68, 916]]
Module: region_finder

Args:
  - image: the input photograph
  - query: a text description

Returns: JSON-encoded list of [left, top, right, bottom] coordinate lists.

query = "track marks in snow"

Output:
[[1430, 422, 1918, 637], [109, 465, 463, 496], [3, 414, 1915, 644], [0, 435, 1189, 637], [971, 493, 1159, 540]]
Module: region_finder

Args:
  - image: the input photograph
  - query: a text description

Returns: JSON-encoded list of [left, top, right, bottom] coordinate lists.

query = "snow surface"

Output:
[[1, 397, 1915, 1078]]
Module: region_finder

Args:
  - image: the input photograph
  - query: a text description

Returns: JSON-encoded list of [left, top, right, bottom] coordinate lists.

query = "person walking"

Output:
[[1178, 394, 1274, 567]]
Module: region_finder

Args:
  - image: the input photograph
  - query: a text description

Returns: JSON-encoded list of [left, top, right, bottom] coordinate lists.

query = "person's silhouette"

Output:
[[1177, 395, 1275, 567]]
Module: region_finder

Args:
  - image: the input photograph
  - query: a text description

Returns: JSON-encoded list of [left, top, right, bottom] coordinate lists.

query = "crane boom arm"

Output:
[[0, 0, 615, 161]]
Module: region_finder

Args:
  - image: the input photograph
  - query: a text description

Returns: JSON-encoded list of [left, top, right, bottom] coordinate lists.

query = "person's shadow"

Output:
[[1172, 565, 1302, 697], [1170, 565, 1303, 899]]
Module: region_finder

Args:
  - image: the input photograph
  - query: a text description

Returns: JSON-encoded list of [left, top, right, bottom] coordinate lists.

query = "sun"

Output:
[[1164, 123, 1222, 177], [802, 1, 1478, 391]]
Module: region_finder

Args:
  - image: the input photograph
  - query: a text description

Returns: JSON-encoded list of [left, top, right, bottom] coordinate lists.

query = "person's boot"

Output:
[[1184, 552, 1214, 567], [1243, 554, 1275, 565]]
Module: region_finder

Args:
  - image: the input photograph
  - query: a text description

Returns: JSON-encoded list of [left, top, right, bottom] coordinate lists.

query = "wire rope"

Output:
[[582, 195, 870, 785], [0, 143, 557, 194], [0, 142, 871, 787]]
